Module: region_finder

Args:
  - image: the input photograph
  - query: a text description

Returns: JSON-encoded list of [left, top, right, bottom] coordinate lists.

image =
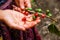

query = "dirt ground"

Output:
[[32, 0, 60, 40]]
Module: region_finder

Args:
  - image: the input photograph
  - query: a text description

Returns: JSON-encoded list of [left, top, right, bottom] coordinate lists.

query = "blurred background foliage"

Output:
[[31, 0, 60, 40]]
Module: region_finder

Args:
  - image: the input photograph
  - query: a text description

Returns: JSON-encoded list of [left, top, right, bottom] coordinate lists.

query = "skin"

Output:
[[0, 0, 40, 31], [0, 10, 40, 31]]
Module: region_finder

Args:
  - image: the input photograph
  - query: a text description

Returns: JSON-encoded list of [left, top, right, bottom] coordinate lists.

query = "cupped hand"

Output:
[[1, 10, 40, 31]]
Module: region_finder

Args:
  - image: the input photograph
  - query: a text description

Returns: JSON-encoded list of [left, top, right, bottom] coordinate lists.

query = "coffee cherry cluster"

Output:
[[22, 8, 53, 22]]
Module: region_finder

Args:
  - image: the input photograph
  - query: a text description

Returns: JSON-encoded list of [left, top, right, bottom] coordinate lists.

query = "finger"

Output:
[[24, 0, 31, 8], [19, 0, 25, 9], [12, 5, 21, 12], [35, 17, 41, 23], [12, 5, 19, 11], [15, 0, 20, 6], [24, 21, 37, 29]]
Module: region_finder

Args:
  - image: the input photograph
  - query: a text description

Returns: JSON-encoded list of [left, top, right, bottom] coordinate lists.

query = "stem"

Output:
[[26, 10, 57, 23]]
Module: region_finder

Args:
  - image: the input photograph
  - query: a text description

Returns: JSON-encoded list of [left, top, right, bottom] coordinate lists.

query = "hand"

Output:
[[1, 10, 40, 31], [15, 0, 31, 9]]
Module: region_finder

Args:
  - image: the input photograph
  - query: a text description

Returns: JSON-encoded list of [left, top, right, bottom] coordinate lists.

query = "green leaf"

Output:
[[48, 24, 60, 36]]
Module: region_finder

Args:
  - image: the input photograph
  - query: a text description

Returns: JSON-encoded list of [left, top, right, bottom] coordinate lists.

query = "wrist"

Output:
[[0, 10, 4, 21]]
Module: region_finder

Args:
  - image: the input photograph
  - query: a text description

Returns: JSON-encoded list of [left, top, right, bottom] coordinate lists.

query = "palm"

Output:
[[13, 6, 40, 29], [3, 10, 40, 31], [20, 14, 40, 29]]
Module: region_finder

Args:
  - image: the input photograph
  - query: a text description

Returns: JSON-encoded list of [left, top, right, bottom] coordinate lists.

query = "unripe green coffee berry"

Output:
[[32, 16, 36, 20], [35, 9, 42, 13], [47, 13, 52, 17], [26, 8, 32, 11], [46, 10, 50, 12]]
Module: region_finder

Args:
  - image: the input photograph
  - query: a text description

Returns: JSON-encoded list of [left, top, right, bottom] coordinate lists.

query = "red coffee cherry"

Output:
[[34, 12, 39, 17], [23, 11, 29, 16], [41, 14, 46, 18], [22, 11, 25, 13], [22, 17, 26, 22]]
